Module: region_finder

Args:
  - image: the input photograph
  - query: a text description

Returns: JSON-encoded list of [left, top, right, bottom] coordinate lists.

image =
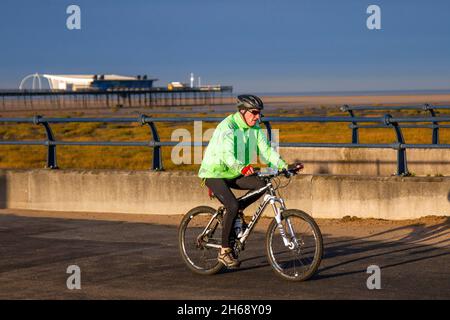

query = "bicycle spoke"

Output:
[[180, 208, 223, 274], [268, 211, 322, 281]]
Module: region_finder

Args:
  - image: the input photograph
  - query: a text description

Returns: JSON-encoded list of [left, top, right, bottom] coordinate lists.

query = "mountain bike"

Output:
[[178, 167, 323, 281]]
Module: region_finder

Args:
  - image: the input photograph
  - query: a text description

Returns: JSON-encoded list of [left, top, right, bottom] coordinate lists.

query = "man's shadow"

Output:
[[223, 217, 450, 280]]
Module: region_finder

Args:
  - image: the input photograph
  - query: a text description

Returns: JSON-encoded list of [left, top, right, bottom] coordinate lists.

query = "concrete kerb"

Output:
[[0, 169, 448, 220]]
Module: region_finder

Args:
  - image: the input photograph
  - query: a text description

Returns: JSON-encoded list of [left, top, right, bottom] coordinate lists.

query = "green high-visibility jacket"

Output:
[[198, 112, 287, 179]]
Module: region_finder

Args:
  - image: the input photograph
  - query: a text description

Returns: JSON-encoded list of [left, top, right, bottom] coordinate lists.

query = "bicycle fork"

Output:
[[268, 195, 298, 250]]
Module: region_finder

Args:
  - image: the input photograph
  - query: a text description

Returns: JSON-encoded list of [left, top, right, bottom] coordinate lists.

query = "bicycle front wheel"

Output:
[[178, 206, 224, 275], [266, 209, 323, 281]]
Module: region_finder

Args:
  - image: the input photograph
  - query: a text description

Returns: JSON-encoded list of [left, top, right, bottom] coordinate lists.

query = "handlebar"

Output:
[[256, 166, 301, 178]]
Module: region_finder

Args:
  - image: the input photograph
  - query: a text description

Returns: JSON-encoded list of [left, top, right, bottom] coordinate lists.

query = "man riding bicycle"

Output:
[[198, 94, 303, 268]]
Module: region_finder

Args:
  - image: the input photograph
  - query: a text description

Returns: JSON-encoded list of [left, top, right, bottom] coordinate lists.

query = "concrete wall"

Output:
[[279, 147, 450, 176], [0, 169, 449, 220]]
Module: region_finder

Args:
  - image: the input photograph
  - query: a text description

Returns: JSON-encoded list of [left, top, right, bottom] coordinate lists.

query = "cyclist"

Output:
[[199, 94, 303, 268]]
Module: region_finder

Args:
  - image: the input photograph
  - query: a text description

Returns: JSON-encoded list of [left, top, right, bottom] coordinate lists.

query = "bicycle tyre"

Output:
[[266, 209, 323, 281], [178, 206, 224, 275]]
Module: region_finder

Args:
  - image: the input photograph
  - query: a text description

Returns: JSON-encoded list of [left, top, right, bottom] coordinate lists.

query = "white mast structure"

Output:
[[190, 73, 194, 88]]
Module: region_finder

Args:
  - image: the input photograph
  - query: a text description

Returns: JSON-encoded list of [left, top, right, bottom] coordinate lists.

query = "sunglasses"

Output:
[[247, 110, 262, 116]]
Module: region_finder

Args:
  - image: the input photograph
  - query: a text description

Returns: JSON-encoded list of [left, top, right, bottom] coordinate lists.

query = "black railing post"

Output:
[[424, 104, 439, 144], [384, 114, 409, 176], [262, 120, 272, 142], [341, 105, 359, 144], [140, 114, 163, 171], [260, 120, 274, 160], [34, 115, 58, 169]]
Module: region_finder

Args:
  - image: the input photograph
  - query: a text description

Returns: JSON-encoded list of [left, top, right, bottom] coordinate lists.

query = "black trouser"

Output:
[[205, 175, 266, 248]]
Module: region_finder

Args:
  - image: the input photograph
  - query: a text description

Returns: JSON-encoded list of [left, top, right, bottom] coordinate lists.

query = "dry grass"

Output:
[[1, 109, 449, 171]]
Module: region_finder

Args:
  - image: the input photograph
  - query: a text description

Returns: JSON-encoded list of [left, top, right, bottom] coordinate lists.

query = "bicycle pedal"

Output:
[[227, 263, 241, 269]]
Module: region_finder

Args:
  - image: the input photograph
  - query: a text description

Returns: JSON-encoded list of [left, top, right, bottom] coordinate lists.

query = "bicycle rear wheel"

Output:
[[178, 206, 224, 275], [266, 209, 323, 281]]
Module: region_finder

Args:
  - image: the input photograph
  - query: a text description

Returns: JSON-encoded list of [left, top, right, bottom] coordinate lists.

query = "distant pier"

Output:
[[0, 86, 233, 112]]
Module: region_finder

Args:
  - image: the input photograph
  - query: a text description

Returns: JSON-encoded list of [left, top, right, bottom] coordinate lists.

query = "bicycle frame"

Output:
[[203, 176, 296, 250]]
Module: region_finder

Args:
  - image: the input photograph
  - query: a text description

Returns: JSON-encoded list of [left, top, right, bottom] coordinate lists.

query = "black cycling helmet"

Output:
[[236, 94, 264, 111]]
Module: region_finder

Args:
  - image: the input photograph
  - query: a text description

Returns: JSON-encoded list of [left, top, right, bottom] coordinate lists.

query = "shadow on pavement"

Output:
[[0, 213, 448, 298], [228, 217, 450, 280]]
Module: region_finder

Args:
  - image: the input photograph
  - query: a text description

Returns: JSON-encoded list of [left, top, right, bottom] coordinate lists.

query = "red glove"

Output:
[[288, 162, 304, 173], [241, 165, 255, 176]]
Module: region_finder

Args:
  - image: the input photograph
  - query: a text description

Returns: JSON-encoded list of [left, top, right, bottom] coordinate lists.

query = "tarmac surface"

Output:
[[0, 209, 448, 300]]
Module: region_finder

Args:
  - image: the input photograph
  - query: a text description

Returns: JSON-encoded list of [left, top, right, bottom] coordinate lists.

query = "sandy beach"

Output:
[[260, 94, 450, 108]]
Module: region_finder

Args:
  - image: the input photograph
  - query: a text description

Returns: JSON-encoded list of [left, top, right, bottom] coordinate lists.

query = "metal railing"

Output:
[[341, 104, 450, 144], [1, 104, 450, 176]]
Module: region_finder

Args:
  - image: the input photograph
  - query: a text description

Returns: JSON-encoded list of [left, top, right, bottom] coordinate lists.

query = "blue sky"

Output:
[[1, 0, 450, 92]]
